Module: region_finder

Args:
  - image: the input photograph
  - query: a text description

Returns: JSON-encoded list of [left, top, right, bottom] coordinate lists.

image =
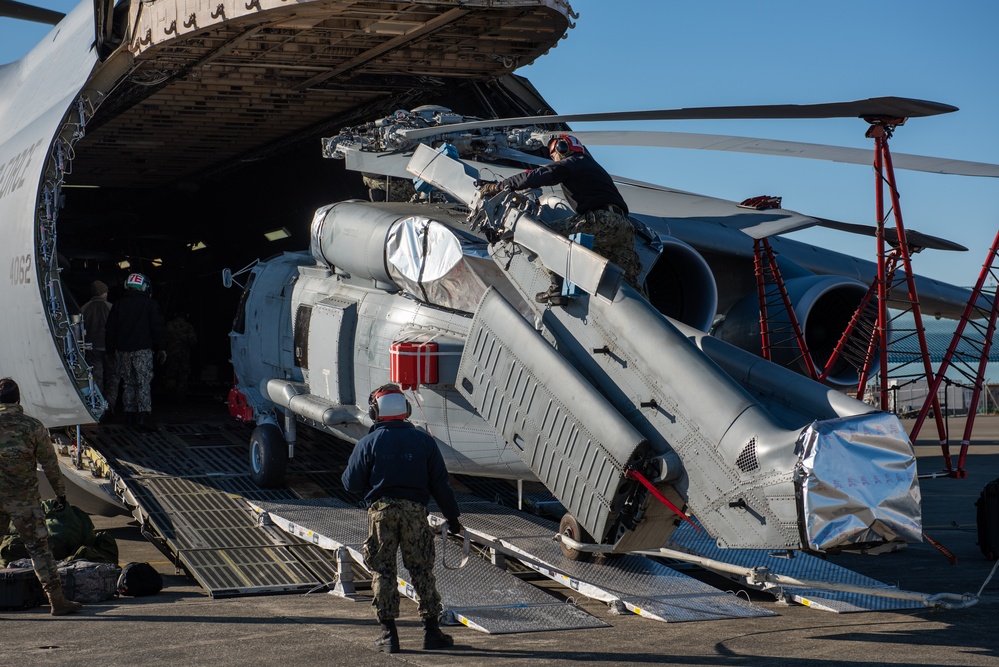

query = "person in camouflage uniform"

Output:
[[342, 384, 462, 653], [363, 173, 417, 203], [479, 134, 644, 301], [105, 273, 166, 430], [0, 378, 83, 616]]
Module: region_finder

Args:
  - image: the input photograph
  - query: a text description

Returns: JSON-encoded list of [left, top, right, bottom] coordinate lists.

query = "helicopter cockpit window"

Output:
[[231, 272, 257, 335]]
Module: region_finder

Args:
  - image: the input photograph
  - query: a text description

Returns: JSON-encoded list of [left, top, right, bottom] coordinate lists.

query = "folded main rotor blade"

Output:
[[0, 0, 64, 24], [573, 130, 999, 179], [741, 214, 966, 252], [397, 97, 958, 142], [812, 218, 968, 252]]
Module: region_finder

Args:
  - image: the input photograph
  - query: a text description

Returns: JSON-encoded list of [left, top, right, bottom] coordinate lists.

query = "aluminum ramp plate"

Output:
[[665, 521, 925, 613], [429, 496, 774, 623], [122, 474, 326, 597], [250, 497, 607, 634], [83, 423, 343, 598]]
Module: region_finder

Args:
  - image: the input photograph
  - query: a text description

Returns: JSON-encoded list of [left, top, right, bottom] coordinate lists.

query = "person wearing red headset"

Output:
[[342, 384, 462, 654], [479, 134, 643, 302]]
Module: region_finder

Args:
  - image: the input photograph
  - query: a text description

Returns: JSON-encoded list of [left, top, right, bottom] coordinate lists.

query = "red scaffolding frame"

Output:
[[752, 238, 816, 378], [909, 230, 999, 478]]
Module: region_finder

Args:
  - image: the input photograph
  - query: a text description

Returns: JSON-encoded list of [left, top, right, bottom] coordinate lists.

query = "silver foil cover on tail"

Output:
[[797, 412, 921, 552]]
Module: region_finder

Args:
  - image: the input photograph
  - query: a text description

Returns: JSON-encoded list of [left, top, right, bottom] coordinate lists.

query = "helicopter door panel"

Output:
[[307, 298, 357, 406], [457, 287, 648, 542]]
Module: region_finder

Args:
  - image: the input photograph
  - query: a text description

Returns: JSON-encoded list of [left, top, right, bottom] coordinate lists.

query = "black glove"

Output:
[[447, 519, 463, 536], [155, 350, 168, 365], [54, 495, 67, 511], [479, 182, 501, 197]]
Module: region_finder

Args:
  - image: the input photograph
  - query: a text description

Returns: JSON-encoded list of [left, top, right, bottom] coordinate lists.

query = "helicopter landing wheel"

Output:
[[249, 423, 287, 488], [558, 513, 594, 562]]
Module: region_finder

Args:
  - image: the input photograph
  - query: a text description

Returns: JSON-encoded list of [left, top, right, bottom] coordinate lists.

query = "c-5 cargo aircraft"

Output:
[[2, 0, 997, 557]]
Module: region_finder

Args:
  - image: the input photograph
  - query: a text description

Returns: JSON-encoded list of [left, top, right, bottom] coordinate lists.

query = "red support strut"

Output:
[[910, 229, 999, 478], [752, 238, 817, 379]]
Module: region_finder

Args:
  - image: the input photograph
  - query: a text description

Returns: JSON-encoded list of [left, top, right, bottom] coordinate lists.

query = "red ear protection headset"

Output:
[[548, 134, 584, 158], [368, 384, 412, 421]]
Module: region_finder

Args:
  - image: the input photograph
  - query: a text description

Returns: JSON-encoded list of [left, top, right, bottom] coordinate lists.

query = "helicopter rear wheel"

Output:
[[558, 513, 594, 562]]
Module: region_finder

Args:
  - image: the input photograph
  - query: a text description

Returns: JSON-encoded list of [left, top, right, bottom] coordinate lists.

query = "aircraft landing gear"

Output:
[[249, 422, 287, 488], [558, 513, 594, 562]]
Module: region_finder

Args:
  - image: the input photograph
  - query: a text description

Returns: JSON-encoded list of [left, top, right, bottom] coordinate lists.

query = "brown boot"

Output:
[[46, 586, 83, 616]]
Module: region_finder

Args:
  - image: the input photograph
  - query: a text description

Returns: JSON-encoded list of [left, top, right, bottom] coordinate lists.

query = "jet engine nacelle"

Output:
[[713, 274, 875, 388]]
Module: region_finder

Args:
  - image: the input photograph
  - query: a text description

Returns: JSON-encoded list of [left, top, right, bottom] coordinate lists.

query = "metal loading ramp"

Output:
[[248, 497, 608, 634], [83, 423, 344, 597], [427, 496, 775, 623], [664, 522, 925, 613]]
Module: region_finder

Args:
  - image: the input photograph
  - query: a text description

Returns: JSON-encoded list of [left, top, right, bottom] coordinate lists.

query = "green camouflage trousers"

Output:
[[115, 349, 154, 412], [549, 208, 643, 290], [362, 497, 442, 622], [362, 175, 416, 203], [0, 496, 60, 591]]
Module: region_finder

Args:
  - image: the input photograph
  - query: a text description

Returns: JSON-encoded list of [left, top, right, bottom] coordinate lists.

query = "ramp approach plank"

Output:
[[255, 490, 774, 625], [427, 495, 775, 623], [249, 497, 608, 634], [84, 423, 344, 597], [665, 522, 925, 613]]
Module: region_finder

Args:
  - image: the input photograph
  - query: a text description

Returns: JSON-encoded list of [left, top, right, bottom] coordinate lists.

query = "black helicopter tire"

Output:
[[249, 423, 287, 488], [558, 513, 594, 562]]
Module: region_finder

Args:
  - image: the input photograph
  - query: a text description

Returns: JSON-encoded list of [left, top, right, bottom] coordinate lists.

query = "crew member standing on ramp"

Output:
[[342, 384, 463, 654], [105, 273, 167, 431], [0, 378, 83, 616]]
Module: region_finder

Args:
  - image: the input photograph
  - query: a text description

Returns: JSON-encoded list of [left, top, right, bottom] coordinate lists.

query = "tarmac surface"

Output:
[[3, 408, 999, 667]]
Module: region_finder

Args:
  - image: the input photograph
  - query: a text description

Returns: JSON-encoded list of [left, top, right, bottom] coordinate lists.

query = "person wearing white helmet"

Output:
[[104, 273, 166, 431], [341, 384, 462, 654]]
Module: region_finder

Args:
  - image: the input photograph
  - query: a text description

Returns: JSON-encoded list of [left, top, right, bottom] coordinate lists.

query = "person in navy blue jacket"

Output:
[[479, 134, 643, 300], [342, 384, 462, 653]]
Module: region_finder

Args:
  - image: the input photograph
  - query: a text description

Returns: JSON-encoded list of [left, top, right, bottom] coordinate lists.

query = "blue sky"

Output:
[[4, 0, 997, 288]]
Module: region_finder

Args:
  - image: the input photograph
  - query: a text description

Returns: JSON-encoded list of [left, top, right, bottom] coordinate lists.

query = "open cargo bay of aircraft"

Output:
[[1, 0, 998, 637]]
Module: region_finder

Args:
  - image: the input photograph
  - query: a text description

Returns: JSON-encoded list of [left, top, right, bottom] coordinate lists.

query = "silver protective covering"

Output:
[[797, 412, 921, 552], [385, 215, 490, 312]]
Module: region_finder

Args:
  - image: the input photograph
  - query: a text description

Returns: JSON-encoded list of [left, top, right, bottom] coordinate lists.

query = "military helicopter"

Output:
[[226, 92, 999, 560], [1, 0, 995, 557]]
